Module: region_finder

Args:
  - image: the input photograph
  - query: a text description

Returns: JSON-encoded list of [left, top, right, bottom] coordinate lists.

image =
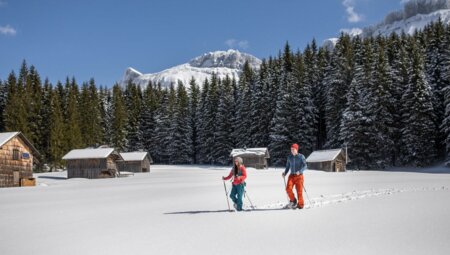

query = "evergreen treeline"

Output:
[[1, 20, 450, 170]]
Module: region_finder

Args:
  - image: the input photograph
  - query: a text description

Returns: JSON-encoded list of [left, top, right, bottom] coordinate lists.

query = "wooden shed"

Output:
[[0, 132, 40, 188], [230, 148, 270, 169], [117, 152, 153, 173], [306, 148, 347, 172], [62, 148, 123, 179]]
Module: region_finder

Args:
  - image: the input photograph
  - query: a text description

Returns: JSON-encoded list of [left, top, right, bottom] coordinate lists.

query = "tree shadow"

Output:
[[37, 176, 67, 180]]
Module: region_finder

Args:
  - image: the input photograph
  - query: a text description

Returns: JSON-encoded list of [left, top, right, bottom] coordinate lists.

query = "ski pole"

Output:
[[223, 179, 231, 211], [244, 190, 255, 209], [303, 183, 312, 207], [282, 175, 290, 202]]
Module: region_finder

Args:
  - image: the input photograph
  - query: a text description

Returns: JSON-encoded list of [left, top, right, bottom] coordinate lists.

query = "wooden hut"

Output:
[[230, 148, 270, 169], [62, 148, 123, 179], [0, 132, 40, 188], [306, 148, 347, 172], [117, 152, 153, 173]]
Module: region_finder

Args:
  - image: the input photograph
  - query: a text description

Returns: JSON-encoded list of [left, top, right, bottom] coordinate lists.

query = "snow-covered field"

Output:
[[1, 165, 450, 255]]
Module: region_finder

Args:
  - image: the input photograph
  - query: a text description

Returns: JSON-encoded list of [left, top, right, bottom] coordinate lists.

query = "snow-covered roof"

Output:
[[0, 131, 40, 157], [120, 152, 149, 161], [230, 148, 270, 158], [62, 148, 120, 160], [0, 132, 19, 147], [306, 149, 344, 163]]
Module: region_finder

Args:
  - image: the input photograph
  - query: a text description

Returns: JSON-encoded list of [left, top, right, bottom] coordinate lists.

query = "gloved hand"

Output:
[[282, 172, 286, 177]]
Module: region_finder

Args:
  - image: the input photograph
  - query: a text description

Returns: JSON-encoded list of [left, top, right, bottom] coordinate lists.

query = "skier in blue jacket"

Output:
[[282, 143, 307, 209]]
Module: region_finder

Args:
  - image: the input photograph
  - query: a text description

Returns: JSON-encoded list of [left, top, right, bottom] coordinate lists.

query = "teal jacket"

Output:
[[284, 154, 307, 175]]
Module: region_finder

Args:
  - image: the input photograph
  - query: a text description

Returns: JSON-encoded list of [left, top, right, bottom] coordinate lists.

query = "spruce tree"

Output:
[[124, 82, 143, 151], [111, 84, 128, 151], [198, 75, 220, 164], [324, 34, 354, 149], [39, 79, 53, 163], [4, 70, 29, 135], [425, 19, 449, 159], [214, 75, 235, 165], [171, 81, 192, 164], [401, 40, 436, 166], [269, 43, 298, 165], [340, 37, 372, 169], [293, 50, 316, 156], [65, 77, 83, 150], [152, 88, 173, 163], [196, 79, 210, 163], [369, 37, 395, 168], [139, 82, 157, 158], [49, 88, 66, 168], [0, 79, 7, 131], [188, 78, 201, 164], [234, 61, 255, 148]]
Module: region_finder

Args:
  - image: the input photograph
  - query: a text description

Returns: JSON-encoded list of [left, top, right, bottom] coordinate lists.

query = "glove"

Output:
[[282, 172, 286, 177]]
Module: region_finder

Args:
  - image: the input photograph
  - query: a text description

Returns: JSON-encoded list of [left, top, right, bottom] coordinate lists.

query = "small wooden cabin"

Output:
[[117, 152, 153, 173], [230, 148, 270, 169], [62, 148, 123, 179], [306, 148, 347, 172], [0, 132, 40, 188]]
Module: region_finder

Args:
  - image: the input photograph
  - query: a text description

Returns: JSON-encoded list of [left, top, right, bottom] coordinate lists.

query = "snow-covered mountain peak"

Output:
[[188, 49, 261, 69], [324, 0, 450, 50], [120, 50, 261, 88], [124, 67, 142, 79], [362, 8, 450, 37]]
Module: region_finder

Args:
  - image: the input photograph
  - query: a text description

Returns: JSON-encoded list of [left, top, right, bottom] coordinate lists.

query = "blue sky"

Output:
[[0, 0, 403, 87]]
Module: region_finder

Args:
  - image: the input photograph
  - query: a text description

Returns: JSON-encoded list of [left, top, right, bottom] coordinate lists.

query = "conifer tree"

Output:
[[214, 75, 235, 165], [49, 88, 66, 168], [171, 81, 192, 164], [188, 78, 201, 163], [65, 77, 83, 150], [324, 34, 354, 149], [111, 84, 128, 151], [269, 43, 298, 165], [401, 40, 436, 166]]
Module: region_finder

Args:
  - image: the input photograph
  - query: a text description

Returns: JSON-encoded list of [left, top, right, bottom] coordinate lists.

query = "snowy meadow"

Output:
[[1, 165, 450, 255]]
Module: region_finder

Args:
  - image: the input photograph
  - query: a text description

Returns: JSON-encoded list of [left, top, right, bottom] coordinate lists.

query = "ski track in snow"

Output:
[[250, 186, 450, 211]]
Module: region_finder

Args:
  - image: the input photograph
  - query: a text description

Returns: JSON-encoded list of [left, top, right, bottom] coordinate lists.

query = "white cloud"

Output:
[[343, 0, 364, 23], [0, 25, 16, 36], [340, 28, 363, 36], [225, 39, 249, 50]]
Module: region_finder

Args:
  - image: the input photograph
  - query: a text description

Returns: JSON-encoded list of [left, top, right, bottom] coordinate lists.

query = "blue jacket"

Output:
[[284, 154, 307, 175]]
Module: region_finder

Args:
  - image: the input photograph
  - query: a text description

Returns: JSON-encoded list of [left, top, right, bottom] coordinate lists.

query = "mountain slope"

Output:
[[363, 9, 450, 37], [120, 50, 261, 88], [324, 1, 450, 49]]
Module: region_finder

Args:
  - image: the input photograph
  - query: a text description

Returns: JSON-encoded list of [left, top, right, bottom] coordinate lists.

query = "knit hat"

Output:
[[291, 143, 299, 151]]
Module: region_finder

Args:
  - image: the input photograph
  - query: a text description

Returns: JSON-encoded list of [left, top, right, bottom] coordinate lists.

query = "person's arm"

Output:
[[300, 155, 307, 174], [283, 158, 290, 176], [223, 170, 233, 180]]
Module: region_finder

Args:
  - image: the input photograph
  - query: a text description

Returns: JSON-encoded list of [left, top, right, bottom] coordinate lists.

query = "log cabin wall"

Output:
[[67, 155, 119, 179], [0, 137, 34, 187]]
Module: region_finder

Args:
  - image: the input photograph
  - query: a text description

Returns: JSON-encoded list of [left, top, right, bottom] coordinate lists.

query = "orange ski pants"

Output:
[[286, 174, 304, 207]]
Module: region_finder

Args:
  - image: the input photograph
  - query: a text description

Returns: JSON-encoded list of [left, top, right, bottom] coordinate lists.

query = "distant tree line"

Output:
[[1, 20, 449, 170]]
